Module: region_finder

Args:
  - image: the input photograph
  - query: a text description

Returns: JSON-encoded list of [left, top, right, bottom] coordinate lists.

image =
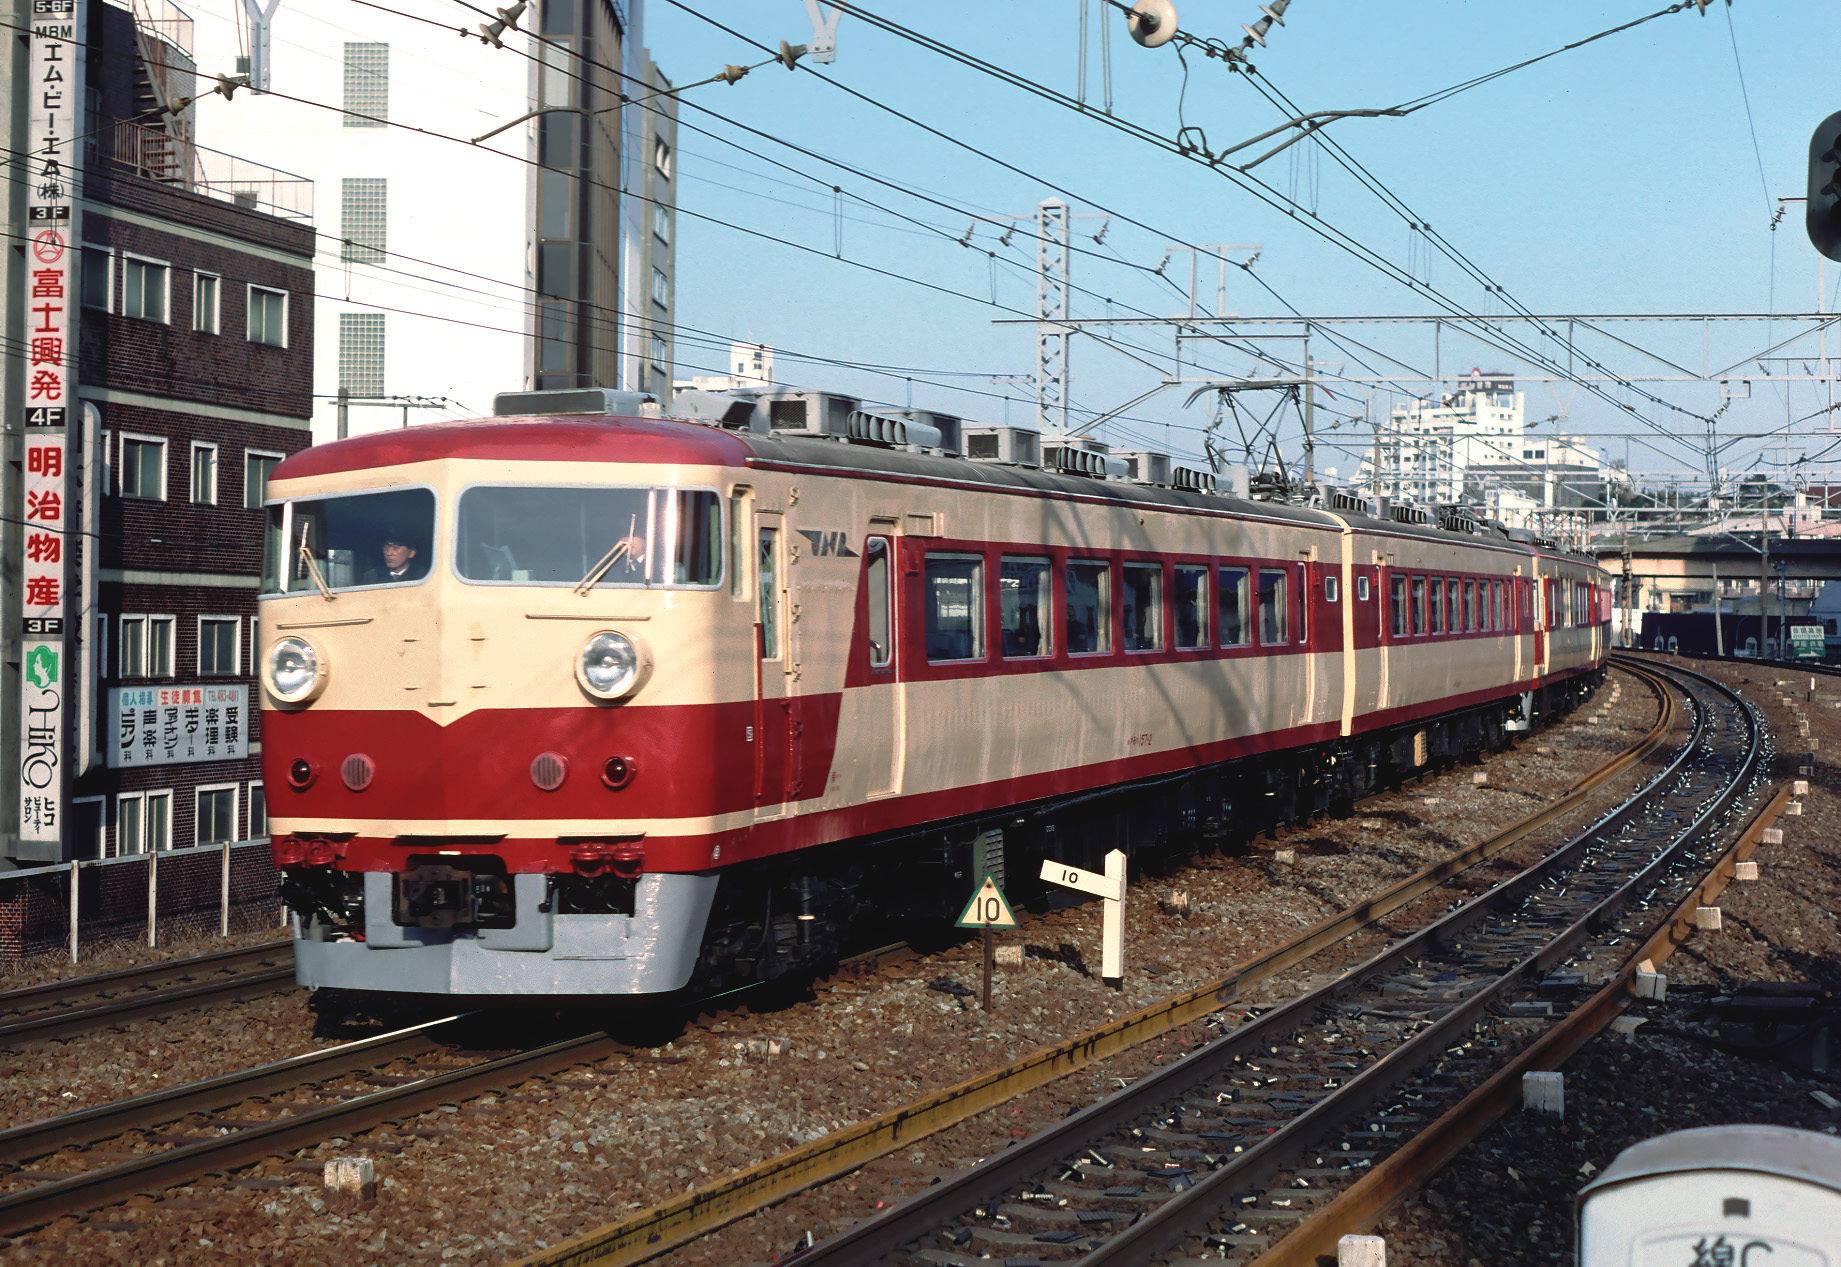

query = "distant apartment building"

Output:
[[1361, 369, 1624, 522], [191, 0, 676, 439], [678, 341, 776, 394], [2, 0, 314, 863]]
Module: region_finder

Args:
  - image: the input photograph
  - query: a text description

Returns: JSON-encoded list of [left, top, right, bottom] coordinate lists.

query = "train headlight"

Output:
[[575, 630, 650, 701], [265, 636, 328, 705]]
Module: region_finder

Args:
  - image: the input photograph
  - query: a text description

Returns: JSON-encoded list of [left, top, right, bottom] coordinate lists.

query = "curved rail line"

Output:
[[0, 940, 295, 1048], [511, 665, 1682, 1267]]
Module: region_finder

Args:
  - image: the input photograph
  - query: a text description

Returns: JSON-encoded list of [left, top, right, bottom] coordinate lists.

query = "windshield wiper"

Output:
[[296, 522, 337, 601], [573, 514, 641, 596]]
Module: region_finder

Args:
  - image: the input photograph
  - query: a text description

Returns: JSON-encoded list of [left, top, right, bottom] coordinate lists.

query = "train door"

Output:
[[859, 523, 901, 798], [753, 511, 794, 821]]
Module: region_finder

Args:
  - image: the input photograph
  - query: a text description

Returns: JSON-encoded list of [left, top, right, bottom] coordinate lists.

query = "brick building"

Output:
[[10, 0, 313, 863]]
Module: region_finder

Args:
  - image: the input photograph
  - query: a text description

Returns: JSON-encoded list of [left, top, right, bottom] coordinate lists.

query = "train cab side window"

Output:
[[866, 537, 893, 668], [1122, 563, 1163, 652], [1218, 566, 1249, 647], [1389, 575, 1405, 636], [758, 528, 780, 659], [999, 556, 1051, 658], [1411, 576, 1426, 636], [925, 553, 984, 662], [1173, 565, 1208, 649], [1323, 575, 1339, 603], [1357, 575, 1370, 602], [1429, 578, 1445, 635], [1257, 568, 1288, 646], [1067, 560, 1111, 654]]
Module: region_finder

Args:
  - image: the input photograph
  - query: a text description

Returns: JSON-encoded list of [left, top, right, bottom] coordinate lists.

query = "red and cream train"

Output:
[[260, 387, 1609, 999]]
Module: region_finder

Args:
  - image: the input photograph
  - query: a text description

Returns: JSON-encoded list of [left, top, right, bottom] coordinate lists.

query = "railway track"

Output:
[[760, 659, 1766, 1266], [0, 939, 295, 1048]]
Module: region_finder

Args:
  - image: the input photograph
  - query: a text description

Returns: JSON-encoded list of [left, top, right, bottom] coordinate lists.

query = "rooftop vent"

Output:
[[1437, 505, 1485, 534], [1172, 465, 1216, 493], [962, 425, 1041, 468], [1042, 438, 1127, 479], [1388, 503, 1434, 526], [764, 390, 858, 438], [1328, 487, 1383, 517], [896, 409, 961, 454], [846, 409, 941, 449], [1116, 450, 1173, 486], [669, 388, 763, 431], [494, 387, 657, 417]]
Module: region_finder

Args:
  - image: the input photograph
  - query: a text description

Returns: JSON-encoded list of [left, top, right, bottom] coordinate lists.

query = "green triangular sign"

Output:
[[955, 873, 1018, 929]]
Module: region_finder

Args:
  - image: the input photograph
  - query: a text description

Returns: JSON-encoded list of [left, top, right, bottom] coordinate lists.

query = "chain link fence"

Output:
[[0, 840, 284, 970]]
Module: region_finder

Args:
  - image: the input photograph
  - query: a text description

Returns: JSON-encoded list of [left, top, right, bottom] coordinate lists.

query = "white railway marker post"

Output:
[[1040, 849, 1127, 988], [956, 873, 1019, 1011]]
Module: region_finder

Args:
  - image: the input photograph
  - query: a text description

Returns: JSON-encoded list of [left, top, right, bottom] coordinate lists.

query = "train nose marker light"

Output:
[[287, 758, 317, 790], [601, 755, 637, 789], [341, 753, 375, 792], [531, 751, 568, 791]]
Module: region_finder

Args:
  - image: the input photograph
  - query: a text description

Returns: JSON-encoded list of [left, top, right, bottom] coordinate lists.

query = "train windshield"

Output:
[[454, 485, 721, 588], [262, 487, 436, 594]]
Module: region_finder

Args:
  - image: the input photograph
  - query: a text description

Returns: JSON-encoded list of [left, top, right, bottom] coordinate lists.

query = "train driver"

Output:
[[363, 536, 427, 585]]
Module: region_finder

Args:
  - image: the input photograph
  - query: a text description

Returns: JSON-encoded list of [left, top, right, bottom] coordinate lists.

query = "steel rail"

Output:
[[0, 966, 295, 1048], [0, 939, 291, 1017], [1075, 661, 1761, 1266], [511, 666, 1675, 1267], [0, 1015, 459, 1167], [0, 1027, 626, 1236], [1250, 784, 1792, 1267]]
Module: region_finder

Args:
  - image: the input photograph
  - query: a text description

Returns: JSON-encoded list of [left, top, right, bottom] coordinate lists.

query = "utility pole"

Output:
[[336, 387, 349, 441], [1760, 529, 1771, 657], [1711, 563, 1723, 656]]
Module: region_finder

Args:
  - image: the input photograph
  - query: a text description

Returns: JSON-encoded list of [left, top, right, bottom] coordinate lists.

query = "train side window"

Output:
[[1218, 566, 1249, 647], [1430, 578, 1445, 635], [1411, 576, 1426, 636], [1297, 564, 1308, 644], [865, 537, 893, 668], [1324, 576, 1339, 603], [1493, 580, 1504, 630], [999, 555, 1051, 658], [728, 492, 749, 599], [1357, 575, 1370, 602], [1389, 575, 1405, 636], [1122, 563, 1163, 652], [1173, 565, 1208, 649], [1258, 568, 1288, 646], [1463, 580, 1476, 632], [1448, 579, 1460, 634], [1066, 560, 1111, 654], [758, 528, 780, 659], [925, 553, 984, 662]]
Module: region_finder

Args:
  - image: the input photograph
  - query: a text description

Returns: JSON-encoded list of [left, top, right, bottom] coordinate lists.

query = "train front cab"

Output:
[[261, 421, 756, 998]]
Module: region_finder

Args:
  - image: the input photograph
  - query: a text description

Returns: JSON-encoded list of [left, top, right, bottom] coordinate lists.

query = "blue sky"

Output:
[[647, 1, 1841, 488]]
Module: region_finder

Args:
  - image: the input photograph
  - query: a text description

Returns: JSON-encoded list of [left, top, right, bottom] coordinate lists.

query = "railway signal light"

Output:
[[1805, 111, 1841, 262]]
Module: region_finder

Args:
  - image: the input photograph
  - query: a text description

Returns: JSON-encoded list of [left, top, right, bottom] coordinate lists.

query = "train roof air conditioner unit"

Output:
[[762, 390, 858, 440], [896, 409, 961, 454], [1042, 438, 1127, 479], [1115, 450, 1173, 487], [668, 388, 765, 431], [962, 425, 1042, 468]]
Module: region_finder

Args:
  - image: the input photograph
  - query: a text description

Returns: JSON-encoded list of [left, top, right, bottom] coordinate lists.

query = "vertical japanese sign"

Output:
[[18, 0, 85, 854]]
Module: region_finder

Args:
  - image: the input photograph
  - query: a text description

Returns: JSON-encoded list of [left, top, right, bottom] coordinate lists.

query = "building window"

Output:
[[248, 286, 288, 346], [199, 616, 240, 676], [924, 554, 984, 662], [339, 312, 385, 396], [121, 436, 166, 499], [246, 450, 281, 509], [120, 614, 175, 678], [122, 257, 169, 322], [343, 43, 388, 126], [191, 443, 217, 504], [340, 178, 387, 262], [82, 248, 112, 310], [248, 782, 268, 838], [653, 138, 672, 179], [193, 272, 220, 333], [649, 332, 669, 374], [653, 202, 669, 243], [118, 790, 172, 854], [196, 786, 239, 845], [652, 267, 669, 308]]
